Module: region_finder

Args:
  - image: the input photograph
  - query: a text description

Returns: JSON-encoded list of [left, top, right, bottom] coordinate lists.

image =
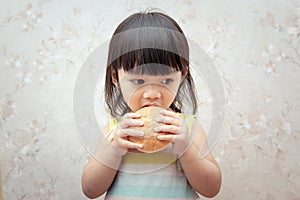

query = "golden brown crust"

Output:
[[128, 106, 171, 153]]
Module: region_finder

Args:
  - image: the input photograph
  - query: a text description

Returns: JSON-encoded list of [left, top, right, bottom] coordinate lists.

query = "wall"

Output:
[[1, 0, 299, 199]]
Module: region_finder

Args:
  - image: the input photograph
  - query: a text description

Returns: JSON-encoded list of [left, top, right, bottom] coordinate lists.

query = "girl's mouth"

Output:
[[143, 103, 160, 107]]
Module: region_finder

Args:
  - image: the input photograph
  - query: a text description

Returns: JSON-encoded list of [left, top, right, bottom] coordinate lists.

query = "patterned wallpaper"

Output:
[[1, 0, 300, 199]]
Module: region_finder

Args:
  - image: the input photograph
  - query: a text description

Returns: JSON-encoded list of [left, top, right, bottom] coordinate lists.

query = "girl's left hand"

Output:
[[154, 109, 190, 155]]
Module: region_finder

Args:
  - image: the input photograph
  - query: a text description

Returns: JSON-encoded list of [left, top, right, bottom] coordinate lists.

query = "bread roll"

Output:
[[128, 106, 170, 153]]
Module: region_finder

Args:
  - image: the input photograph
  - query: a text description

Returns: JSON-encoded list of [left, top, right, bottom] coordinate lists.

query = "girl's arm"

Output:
[[179, 121, 222, 198], [81, 155, 120, 198], [155, 110, 222, 197], [81, 114, 144, 199], [81, 124, 122, 199]]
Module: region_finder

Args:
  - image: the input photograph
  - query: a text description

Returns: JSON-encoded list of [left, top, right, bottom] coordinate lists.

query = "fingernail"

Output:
[[137, 144, 143, 148], [154, 126, 161, 132], [138, 131, 144, 136], [155, 117, 162, 122], [107, 136, 113, 142]]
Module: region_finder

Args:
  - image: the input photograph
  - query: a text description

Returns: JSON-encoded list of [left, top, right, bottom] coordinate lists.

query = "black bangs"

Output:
[[107, 22, 190, 74], [114, 48, 188, 75]]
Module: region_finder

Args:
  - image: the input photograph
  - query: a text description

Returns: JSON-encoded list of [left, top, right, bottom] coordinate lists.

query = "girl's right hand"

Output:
[[107, 113, 145, 152]]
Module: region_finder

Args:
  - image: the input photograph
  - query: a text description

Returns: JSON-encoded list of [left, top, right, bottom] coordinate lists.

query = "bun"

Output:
[[128, 106, 171, 153]]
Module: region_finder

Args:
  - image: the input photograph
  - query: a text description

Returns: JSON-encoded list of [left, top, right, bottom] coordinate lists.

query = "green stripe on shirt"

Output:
[[113, 172, 186, 187], [107, 184, 195, 199]]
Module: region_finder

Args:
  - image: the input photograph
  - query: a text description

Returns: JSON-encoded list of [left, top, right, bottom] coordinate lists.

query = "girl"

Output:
[[82, 11, 222, 199]]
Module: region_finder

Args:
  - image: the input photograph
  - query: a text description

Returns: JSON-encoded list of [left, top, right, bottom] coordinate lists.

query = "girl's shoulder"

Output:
[[180, 113, 196, 131], [180, 113, 195, 120], [109, 118, 120, 130]]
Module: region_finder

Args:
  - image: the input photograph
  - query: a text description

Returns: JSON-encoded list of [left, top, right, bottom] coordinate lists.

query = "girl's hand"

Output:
[[107, 113, 145, 152], [154, 109, 190, 155]]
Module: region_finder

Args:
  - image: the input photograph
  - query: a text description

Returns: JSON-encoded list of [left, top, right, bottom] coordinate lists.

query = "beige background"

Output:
[[1, 0, 300, 199]]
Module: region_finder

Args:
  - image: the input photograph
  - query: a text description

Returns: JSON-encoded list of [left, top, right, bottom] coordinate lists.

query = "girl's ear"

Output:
[[111, 69, 119, 88]]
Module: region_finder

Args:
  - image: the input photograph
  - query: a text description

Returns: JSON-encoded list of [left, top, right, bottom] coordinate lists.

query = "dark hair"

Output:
[[105, 11, 197, 117]]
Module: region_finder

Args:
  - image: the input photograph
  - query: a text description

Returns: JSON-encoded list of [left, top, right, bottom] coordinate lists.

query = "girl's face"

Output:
[[112, 68, 183, 112]]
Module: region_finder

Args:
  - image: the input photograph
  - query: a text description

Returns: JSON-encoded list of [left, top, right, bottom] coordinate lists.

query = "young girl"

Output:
[[81, 11, 222, 199]]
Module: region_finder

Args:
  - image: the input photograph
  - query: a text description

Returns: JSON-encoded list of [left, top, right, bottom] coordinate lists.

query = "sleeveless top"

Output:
[[104, 115, 199, 200]]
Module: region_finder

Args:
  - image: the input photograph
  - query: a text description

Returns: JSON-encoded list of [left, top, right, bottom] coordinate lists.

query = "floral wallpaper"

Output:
[[1, 0, 300, 200]]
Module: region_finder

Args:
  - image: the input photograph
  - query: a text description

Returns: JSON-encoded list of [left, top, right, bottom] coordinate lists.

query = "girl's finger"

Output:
[[155, 116, 181, 126], [119, 129, 144, 137], [159, 109, 181, 119], [157, 134, 176, 142], [119, 118, 144, 129], [123, 112, 142, 119], [115, 137, 143, 149], [154, 125, 180, 134]]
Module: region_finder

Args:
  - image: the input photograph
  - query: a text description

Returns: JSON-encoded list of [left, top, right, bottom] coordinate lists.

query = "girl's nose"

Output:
[[143, 85, 162, 99]]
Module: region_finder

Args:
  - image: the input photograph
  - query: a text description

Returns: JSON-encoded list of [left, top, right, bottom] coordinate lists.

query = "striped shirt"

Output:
[[105, 115, 198, 200]]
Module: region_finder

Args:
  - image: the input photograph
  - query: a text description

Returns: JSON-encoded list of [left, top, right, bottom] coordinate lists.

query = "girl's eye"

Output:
[[161, 78, 173, 84], [131, 79, 145, 85]]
